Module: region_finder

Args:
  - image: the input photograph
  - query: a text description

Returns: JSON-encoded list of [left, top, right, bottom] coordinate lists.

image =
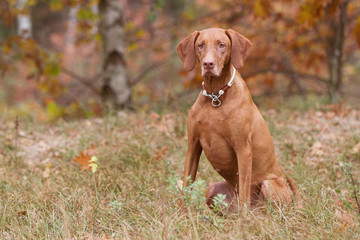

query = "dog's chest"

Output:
[[198, 130, 239, 180], [192, 107, 239, 175], [193, 106, 228, 126]]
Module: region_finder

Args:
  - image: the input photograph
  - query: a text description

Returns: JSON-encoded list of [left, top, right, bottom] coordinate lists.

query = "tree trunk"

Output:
[[17, 0, 32, 38], [280, 53, 305, 96], [327, 0, 349, 103], [99, 0, 130, 108], [65, 3, 79, 53]]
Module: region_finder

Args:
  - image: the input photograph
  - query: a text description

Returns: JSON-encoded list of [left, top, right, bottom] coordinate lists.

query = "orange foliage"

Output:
[[354, 17, 360, 47], [74, 151, 91, 171], [1, 0, 360, 115], [74, 144, 98, 171], [177, 0, 359, 97]]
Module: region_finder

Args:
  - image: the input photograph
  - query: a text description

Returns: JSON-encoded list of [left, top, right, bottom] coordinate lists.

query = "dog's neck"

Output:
[[202, 62, 232, 94]]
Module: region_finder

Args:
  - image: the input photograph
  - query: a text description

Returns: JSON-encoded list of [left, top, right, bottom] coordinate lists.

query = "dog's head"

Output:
[[176, 28, 252, 77]]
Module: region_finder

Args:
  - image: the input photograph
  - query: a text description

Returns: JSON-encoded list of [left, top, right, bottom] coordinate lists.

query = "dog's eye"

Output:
[[219, 43, 226, 48], [197, 44, 204, 49]]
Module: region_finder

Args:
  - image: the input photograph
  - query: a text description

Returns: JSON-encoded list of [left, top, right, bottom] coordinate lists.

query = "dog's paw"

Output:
[[177, 180, 183, 190]]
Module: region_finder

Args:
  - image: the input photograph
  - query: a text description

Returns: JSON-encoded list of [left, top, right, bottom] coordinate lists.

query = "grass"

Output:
[[1, 98, 360, 239]]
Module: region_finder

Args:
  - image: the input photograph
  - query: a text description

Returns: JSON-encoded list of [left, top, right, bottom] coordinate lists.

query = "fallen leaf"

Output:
[[325, 111, 335, 119], [350, 142, 360, 154], [310, 141, 324, 156], [90, 156, 98, 162], [149, 112, 160, 121], [333, 223, 347, 234], [85, 143, 98, 156], [89, 156, 98, 173], [155, 114, 175, 135], [74, 144, 99, 172], [89, 162, 98, 173], [152, 147, 168, 161], [18, 211, 27, 216], [335, 209, 354, 226], [42, 168, 50, 178], [74, 151, 91, 171]]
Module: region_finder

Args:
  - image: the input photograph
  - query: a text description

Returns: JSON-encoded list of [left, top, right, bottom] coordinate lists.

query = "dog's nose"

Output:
[[203, 60, 214, 69]]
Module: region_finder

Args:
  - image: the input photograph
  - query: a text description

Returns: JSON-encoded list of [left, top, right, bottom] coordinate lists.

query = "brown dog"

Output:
[[177, 28, 297, 212]]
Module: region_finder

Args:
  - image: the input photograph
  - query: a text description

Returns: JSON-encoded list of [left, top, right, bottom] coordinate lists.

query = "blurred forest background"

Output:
[[1, 0, 360, 121], [1, 1, 360, 238]]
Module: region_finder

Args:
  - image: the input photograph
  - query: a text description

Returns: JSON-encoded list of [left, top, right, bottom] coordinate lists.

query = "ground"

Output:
[[1, 97, 360, 239]]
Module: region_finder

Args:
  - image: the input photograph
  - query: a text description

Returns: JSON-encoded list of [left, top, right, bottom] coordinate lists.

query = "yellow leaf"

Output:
[[89, 163, 98, 173], [27, 0, 36, 6], [74, 145, 99, 171], [254, 0, 265, 17], [90, 156, 98, 163], [254, 0, 271, 18], [128, 42, 138, 52], [136, 29, 145, 38], [124, 22, 136, 31], [88, 0, 99, 6], [2, 44, 11, 54], [46, 100, 63, 120], [50, 0, 63, 11]]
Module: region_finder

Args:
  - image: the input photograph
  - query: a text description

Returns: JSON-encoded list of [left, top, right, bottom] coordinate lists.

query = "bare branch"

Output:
[[129, 59, 169, 86], [60, 67, 100, 95], [243, 68, 328, 86], [129, 50, 178, 86]]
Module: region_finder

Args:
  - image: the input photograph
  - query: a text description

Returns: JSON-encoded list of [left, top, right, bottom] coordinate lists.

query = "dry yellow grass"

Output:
[[0, 100, 359, 239]]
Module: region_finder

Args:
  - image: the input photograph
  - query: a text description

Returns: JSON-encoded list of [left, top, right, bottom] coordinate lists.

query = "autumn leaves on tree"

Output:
[[0, 0, 360, 119]]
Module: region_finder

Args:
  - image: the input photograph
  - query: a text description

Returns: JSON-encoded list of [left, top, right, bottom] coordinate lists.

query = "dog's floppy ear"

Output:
[[225, 29, 252, 69], [176, 31, 200, 71]]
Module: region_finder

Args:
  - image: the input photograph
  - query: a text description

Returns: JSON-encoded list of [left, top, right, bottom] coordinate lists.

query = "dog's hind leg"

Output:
[[206, 181, 238, 214], [259, 177, 293, 204]]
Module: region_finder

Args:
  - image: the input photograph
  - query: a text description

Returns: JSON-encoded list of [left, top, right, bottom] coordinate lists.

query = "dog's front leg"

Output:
[[178, 121, 202, 209], [178, 139, 202, 209], [235, 138, 253, 209], [182, 139, 202, 188]]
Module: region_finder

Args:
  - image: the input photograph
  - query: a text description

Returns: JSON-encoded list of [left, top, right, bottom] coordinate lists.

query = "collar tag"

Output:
[[201, 66, 236, 107]]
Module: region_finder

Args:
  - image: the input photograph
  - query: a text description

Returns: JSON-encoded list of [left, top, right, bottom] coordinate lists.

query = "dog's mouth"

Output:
[[202, 66, 221, 77]]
